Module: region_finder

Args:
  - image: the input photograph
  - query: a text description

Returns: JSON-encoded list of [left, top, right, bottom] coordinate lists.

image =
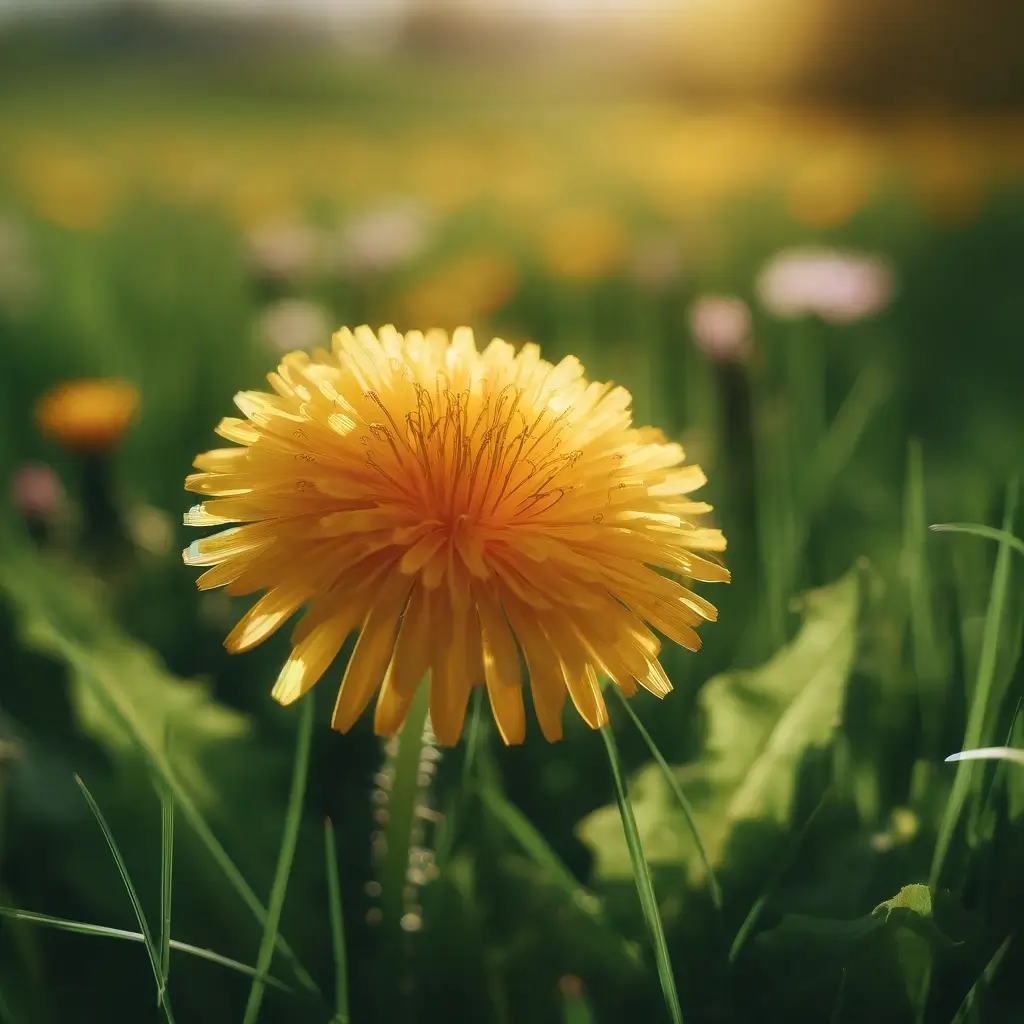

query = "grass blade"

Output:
[[0, 977, 16, 1024], [159, 782, 174, 994], [903, 439, 947, 755], [461, 687, 485, 792], [950, 936, 1012, 1024], [0, 543, 319, 996], [807, 361, 890, 513], [181, 779, 316, 993], [75, 775, 176, 1023], [728, 789, 830, 964], [432, 689, 484, 882], [600, 725, 684, 1024], [930, 479, 1019, 887], [478, 771, 639, 961], [930, 524, 1024, 560], [478, 786, 603, 920], [612, 689, 722, 911], [945, 747, 1024, 767], [324, 819, 350, 1024], [0, 907, 293, 992], [242, 693, 315, 1024]]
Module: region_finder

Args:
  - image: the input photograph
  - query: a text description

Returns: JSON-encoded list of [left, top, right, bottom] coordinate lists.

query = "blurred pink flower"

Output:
[[327, 200, 431, 277], [756, 247, 894, 323], [246, 220, 325, 281], [10, 462, 65, 518], [628, 236, 682, 291], [257, 298, 332, 354], [689, 295, 752, 362]]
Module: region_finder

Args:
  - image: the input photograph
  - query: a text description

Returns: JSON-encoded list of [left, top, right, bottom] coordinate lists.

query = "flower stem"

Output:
[[380, 676, 432, 933], [599, 725, 684, 1024]]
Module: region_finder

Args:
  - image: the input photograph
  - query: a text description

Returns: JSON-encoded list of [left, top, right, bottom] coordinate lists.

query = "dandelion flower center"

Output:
[[184, 325, 729, 746]]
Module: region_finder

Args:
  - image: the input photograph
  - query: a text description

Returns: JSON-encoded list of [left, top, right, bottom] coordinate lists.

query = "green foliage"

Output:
[[0, 532, 320, 1010], [750, 884, 974, 1022], [2, 56, 1024, 1024], [578, 568, 859, 884]]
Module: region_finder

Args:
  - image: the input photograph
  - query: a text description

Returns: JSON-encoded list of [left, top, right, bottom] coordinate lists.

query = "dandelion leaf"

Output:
[[746, 885, 965, 1022], [577, 568, 860, 882], [0, 543, 250, 810]]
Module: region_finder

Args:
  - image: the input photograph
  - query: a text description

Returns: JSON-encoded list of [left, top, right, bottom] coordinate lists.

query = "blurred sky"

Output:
[[2, 0, 1023, 107], [0, 0, 680, 20]]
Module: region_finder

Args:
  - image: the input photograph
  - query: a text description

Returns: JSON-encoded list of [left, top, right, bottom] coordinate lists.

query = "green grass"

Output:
[[612, 687, 722, 912], [242, 692, 316, 1024], [2, 54, 1024, 1024], [75, 775, 177, 1023], [0, 907, 292, 991], [158, 773, 174, 996], [323, 818, 350, 1024], [930, 479, 1019, 888], [600, 725, 683, 1024]]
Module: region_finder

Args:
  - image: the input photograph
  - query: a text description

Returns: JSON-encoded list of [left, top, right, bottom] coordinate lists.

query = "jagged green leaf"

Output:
[[750, 885, 966, 1021], [577, 568, 860, 882]]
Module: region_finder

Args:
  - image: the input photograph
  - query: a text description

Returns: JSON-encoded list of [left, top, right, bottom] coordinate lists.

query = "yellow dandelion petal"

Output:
[[184, 325, 728, 745]]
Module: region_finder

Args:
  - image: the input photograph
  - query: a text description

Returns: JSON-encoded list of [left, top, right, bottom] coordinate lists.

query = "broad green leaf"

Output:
[[750, 885, 963, 1021], [0, 546, 248, 799], [578, 569, 859, 882], [872, 884, 959, 1017]]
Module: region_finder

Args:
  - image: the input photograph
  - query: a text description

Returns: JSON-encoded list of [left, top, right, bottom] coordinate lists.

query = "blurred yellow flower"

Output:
[[184, 326, 727, 745], [400, 251, 518, 329], [227, 171, 302, 233], [19, 147, 115, 230], [35, 379, 140, 452], [787, 146, 877, 228], [540, 208, 625, 280], [407, 139, 485, 211]]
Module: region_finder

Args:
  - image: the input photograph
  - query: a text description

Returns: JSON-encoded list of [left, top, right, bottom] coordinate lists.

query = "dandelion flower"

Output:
[[35, 379, 140, 451], [184, 326, 728, 745]]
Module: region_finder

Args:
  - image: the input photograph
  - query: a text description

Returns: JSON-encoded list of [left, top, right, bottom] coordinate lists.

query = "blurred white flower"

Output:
[[326, 200, 431, 278], [257, 298, 333, 354], [246, 219, 325, 282], [689, 295, 752, 362], [628, 236, 683, 292], [0, 215, 40, 315], [756, 247, 894, 323]]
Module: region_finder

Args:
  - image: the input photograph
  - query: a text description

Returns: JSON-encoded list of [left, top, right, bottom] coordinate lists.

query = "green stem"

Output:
[[380, 676, 432, 933]]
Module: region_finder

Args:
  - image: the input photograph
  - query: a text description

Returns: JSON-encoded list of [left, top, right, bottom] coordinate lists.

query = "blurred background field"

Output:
[[2, 2, 1024, 1022]]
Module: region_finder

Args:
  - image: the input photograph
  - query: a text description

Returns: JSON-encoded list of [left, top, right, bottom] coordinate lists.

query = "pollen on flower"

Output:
[[183, 325, 728, 746]]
